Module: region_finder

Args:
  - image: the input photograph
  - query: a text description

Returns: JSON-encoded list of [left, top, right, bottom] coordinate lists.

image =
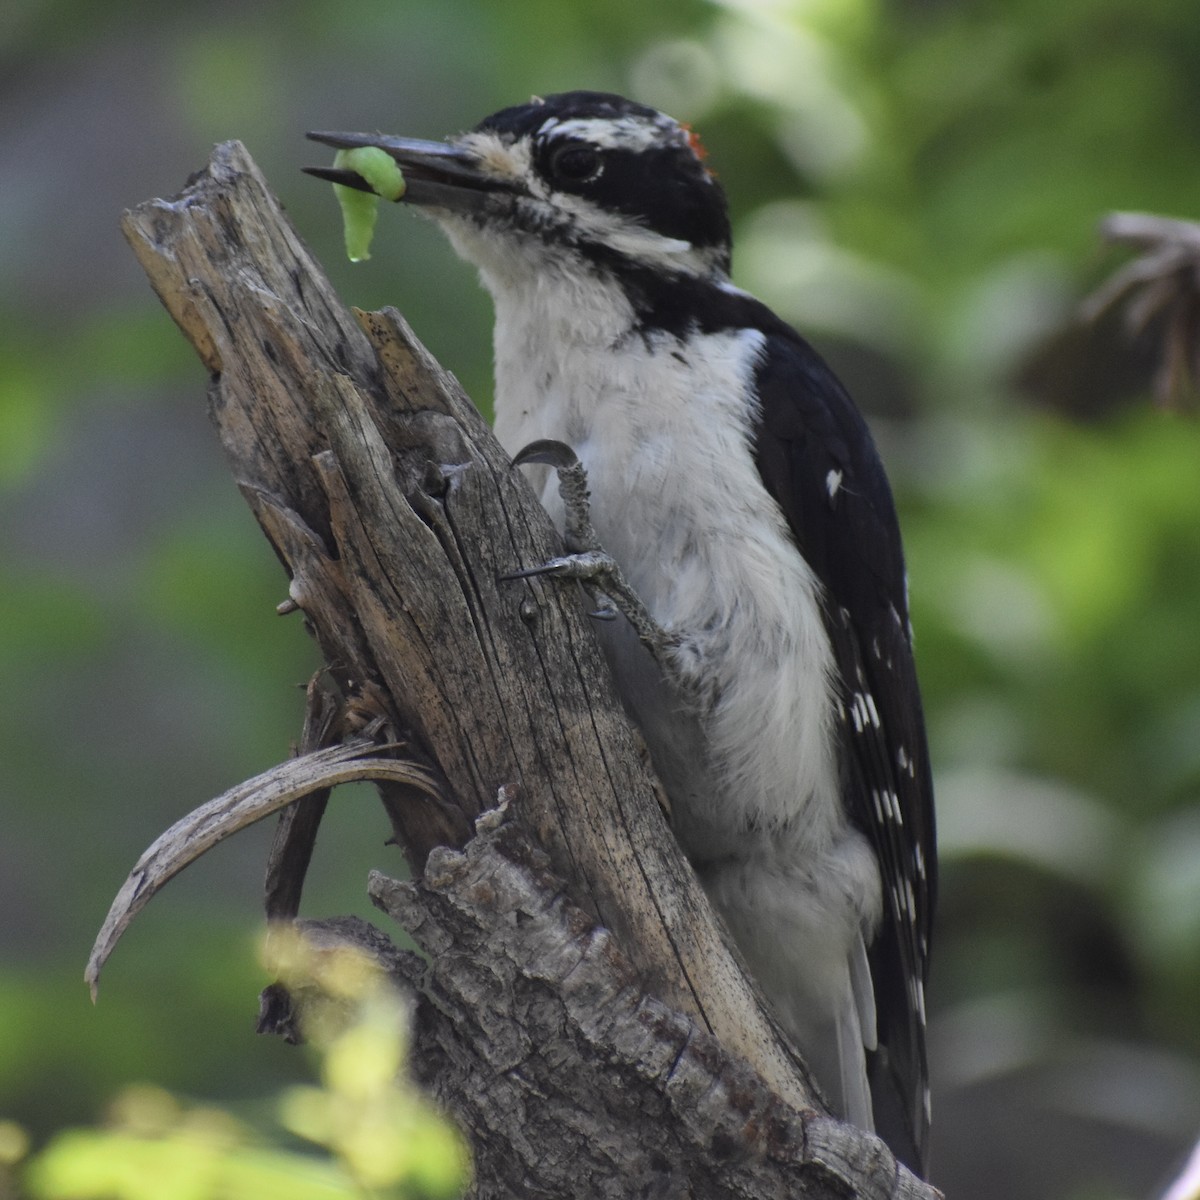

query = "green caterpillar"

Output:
[[332, 147, 406, 262]]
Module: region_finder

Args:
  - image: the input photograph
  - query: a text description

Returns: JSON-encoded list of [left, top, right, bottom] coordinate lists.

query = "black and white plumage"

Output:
[[308, 92, 936, 1175]]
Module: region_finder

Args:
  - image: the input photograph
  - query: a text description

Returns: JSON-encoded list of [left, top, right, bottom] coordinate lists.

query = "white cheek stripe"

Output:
[[551, 192, 702, 270], [536, 113, 683, 152]]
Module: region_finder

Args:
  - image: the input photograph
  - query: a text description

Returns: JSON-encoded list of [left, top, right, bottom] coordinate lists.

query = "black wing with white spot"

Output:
[[751, 331, 937, 1175]]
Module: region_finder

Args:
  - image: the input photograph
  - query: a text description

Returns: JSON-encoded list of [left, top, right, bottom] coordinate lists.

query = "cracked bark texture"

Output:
[[120, 140, 940, 1200]]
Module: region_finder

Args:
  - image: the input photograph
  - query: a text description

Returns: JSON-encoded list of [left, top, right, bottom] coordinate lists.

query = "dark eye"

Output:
[[550, 143, 602, 184]]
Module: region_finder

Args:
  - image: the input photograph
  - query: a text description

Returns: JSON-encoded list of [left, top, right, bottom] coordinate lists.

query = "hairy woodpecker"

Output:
[[308, 91, 936, 1175]]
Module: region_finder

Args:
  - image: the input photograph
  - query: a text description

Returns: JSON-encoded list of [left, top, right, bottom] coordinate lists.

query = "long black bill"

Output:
[[304, 130, 512, 213]]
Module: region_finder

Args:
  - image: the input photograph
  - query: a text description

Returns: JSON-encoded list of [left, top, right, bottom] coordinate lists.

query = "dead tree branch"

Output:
[[1085, 211, 1200, 410]]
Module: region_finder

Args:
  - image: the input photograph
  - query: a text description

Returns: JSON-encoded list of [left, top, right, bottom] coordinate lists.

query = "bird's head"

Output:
[[308, 92, 732, 287]]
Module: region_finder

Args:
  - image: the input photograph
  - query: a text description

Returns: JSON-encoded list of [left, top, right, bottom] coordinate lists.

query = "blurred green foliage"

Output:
[[16, 936, 467, 1200], [2, 0, 1199, 1196]]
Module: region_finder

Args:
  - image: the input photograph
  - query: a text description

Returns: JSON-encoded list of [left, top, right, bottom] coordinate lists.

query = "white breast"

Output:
[[479, 258, 844, 865]]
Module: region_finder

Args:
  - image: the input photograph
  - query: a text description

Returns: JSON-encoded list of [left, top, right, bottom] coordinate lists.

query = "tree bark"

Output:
[[118, 140, 939, 1200]]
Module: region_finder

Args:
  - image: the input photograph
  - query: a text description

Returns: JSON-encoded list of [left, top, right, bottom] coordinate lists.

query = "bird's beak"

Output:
[[304, 131, 514, 215]]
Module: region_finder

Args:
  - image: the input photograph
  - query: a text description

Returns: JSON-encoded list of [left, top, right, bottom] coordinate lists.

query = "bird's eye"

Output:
[[549, 143, 602, 184]]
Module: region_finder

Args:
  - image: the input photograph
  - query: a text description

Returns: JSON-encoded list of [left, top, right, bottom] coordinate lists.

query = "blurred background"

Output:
[[3, 0, 1200, 1196]]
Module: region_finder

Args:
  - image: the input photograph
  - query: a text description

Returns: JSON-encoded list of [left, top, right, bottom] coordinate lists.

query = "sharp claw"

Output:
[[301, 165, 376, 193], [510, 439, 580, 471], [497, 558, 571, 583], [498, 550, 611, 585], [499, 546, 671, 673], [497, 566, 547, 583], [510, 438, 596, 551]]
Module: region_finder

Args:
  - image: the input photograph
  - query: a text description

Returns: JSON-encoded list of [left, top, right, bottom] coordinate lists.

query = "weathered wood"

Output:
[[365, 805, 934, 1200], [114, 140, 941, 1199], [85, 738, 438, 998], [264, 673, 341, 924]]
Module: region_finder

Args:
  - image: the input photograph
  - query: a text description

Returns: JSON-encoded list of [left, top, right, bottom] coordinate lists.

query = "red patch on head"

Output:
[[681, 123, 709, 162]]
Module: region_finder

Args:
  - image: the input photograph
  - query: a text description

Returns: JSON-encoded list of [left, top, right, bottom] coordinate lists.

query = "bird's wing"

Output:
[[750, 331, 936, 1175]]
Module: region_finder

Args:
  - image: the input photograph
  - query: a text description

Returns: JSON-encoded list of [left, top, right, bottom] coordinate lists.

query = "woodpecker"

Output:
[[308, 91, 936, 1175]]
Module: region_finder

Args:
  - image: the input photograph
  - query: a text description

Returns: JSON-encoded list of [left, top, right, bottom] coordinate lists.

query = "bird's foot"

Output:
[[502, 439, 676, 671]]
